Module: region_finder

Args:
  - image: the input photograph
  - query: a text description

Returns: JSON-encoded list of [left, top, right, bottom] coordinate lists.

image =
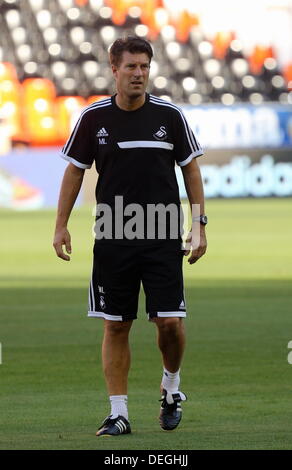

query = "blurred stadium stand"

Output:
[[0, 0, 292, 146]]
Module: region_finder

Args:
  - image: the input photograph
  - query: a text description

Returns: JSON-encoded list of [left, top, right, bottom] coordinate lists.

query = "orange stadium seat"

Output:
[[105, 0, 161, 29], [213, 31, 235, 59], [0, 79, 20, 104], [105, 0, 131, 26], [140, 0, 162, 39], [283, 63, 292, 89], [249, 45, 275, 75], [0, 62, 18, 83], [22, 78, 58, 146], [22, 78, 56, 103], [174, 10, 199, 43], [74, 0, 88, 5], [0, 79, 23, 142]]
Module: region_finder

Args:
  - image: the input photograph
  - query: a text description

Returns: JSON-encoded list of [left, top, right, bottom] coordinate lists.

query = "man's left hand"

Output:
[[184, 225, 207, 264]]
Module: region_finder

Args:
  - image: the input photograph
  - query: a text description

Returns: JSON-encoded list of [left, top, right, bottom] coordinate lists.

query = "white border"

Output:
[[177, 150, 204, 167], [88, 311, 123, 321], [60, 152, 92, 169], [149, 311, 186, 318]]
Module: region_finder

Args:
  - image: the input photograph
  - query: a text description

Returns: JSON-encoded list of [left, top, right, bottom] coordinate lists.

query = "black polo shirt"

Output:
[[60, 93, 203, 243]]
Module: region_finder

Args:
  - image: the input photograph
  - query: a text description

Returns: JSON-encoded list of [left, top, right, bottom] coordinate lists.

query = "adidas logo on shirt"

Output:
[[97, 127, 109, 137]]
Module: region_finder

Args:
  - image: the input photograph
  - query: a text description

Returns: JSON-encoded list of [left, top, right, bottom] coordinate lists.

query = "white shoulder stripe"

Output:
[[149, 96, 201, 154], [77, 97, 111, 118], [62, 98, 112, 155], [150, 96, 200, 152]]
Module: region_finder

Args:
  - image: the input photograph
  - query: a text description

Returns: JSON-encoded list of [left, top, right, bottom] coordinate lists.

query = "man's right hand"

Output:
[[53, 227, 72, 261]]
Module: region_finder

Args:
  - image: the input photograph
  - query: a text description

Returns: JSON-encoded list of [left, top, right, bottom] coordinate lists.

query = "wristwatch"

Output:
[[192, 215, 208, 225]]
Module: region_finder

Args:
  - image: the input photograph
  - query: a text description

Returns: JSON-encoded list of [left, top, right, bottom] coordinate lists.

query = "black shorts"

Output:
[[88, 241, 186, 322]]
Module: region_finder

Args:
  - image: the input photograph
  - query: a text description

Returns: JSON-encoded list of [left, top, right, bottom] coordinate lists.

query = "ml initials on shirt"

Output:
[[97, 127, 109, 145]]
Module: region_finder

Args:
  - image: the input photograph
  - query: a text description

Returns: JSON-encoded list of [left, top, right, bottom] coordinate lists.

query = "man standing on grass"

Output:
[[53, 36, 207, 436]]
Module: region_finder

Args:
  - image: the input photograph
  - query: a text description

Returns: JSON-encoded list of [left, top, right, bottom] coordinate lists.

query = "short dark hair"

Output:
[[109, 36, 153, 67]]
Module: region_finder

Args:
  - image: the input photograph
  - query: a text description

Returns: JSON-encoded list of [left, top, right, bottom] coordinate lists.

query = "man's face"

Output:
[[112, 51, 150, 99]]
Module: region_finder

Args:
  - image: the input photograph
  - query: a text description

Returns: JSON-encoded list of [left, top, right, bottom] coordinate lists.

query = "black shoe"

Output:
[[96, 415, 131, 436], [159, 389, 187, 431]]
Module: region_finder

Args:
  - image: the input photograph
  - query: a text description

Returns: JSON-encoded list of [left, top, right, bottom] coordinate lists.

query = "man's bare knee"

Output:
[[104, 320, 133, 336], [155, 317, 184, 336]]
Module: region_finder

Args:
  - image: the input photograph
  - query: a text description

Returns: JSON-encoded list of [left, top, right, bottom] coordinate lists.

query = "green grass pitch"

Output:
[[0, 198, 292, 450]]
